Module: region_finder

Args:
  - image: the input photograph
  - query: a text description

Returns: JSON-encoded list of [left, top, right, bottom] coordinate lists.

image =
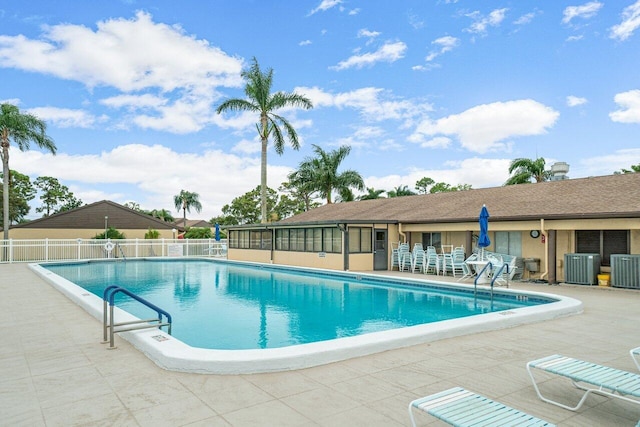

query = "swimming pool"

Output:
[[30, 259, 583, 374]]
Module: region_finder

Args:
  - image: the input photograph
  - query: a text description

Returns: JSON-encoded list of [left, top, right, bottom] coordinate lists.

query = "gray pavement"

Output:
[[1, 263, 639, 426]]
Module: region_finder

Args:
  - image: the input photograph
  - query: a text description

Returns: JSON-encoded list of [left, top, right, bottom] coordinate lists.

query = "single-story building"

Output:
[[226, 173, 640, 285], [7, 200, 183, 239]]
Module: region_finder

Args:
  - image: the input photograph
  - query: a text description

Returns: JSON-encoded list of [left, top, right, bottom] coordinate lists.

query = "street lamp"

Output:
[[104, 216, 108, 239]]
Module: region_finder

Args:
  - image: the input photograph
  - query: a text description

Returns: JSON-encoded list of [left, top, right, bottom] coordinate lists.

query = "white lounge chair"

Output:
[[527, 354, 640, 411], [631, 346, 640, 371], [408, 387, 554, 427]]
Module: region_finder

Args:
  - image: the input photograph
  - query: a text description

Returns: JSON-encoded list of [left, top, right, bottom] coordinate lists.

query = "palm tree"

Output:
[[216, 58, 313, 223], [1, 104, 56, 239], [505, 157, 549, 185], [173, 190, 202, 228], [296, 144, 364, 204], [358, 187, 386, 200], [150, 208, 175, 222], [387, 185, 416, 198]]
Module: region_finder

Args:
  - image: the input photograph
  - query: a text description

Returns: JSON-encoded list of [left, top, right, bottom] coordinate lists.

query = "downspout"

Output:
[[338, 223, 349, 271], [398, 222, 406, 243], [539, 218, 548, 280]]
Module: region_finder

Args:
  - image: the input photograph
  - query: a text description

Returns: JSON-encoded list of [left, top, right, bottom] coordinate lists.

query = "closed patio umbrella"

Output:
[[215, 223, 220, 241], [478, 205, 490, 260]]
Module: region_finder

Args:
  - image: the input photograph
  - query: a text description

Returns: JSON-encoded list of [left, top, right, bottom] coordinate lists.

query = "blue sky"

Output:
[[1, 0, 640, 221]]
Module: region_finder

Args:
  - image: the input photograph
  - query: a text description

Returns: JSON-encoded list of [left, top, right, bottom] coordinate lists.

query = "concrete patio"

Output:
[[2, 263, 639, 426]]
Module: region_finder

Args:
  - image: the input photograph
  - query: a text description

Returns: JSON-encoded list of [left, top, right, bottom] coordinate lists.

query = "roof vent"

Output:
[[549, 162, 570, 181]]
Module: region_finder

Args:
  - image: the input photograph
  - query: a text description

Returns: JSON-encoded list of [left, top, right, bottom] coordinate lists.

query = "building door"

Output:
[[374, 229, 388, 270]]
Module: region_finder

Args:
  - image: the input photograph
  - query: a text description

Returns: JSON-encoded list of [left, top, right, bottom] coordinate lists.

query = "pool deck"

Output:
[[2, 263, 639, 426]]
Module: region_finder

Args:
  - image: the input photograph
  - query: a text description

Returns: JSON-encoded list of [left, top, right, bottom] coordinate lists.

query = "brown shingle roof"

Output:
[[12, 200, 183, 230], [277, 173, 640, 225]]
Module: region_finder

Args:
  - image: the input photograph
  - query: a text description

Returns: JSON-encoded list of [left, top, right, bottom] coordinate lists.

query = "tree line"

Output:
[[2, 57, 639, 235]]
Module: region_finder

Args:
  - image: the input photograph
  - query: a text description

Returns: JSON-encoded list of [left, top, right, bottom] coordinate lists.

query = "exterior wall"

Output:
[[227, 249, 272, 264], [349, 253, 373, 271], [9, 228, 176, 239], [226, 217, 639, 276], [272, 251, 344, 270]]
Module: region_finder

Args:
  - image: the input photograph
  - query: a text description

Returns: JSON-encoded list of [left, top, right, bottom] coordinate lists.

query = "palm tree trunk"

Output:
[[2, 131, 9, 240], [260, 117, 268, 223]]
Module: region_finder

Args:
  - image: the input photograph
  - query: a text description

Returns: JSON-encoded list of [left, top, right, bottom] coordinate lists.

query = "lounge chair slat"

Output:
[[409, 387, 554, 427]]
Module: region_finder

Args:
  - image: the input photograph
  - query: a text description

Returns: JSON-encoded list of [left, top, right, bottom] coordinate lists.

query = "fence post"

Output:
[[9, 238, 13, 263], [45, 238, 49, 261], [135, 238, 139, 258], [161, 238, 165, 257]]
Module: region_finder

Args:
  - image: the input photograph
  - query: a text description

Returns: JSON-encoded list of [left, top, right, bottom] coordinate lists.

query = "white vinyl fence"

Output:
[[0, 238, 227, 264]]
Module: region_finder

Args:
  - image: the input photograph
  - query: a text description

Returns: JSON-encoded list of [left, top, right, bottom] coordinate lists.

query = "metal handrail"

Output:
[[116, 243, 127, 261], [473, 261, 493, 298], [491, 263, 511, 289], [102, 285, 172, 349]]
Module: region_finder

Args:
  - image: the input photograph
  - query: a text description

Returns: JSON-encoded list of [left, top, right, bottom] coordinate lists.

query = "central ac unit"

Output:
[[564, 253, 601, 285], [611, 254, 640, 289]]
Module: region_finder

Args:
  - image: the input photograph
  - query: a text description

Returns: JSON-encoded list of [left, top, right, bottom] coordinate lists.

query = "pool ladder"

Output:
[[102, 285, 172, 349]]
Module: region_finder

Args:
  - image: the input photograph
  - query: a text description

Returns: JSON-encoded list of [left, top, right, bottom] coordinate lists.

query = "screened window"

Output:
[[274, 227, 341, 253], [230, 230, 250, 249], [421, 232, 441, 250], [494, 231, 522, 256], [576, 230, 628, 266], [249, 230, 272, 250], [275, 229, 289, 251], [290, 229, 305, 251], [349, 227, 373, 253]]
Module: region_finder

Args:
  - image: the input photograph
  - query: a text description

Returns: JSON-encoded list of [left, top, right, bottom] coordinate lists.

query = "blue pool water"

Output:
[[43, 259, 550, 350]]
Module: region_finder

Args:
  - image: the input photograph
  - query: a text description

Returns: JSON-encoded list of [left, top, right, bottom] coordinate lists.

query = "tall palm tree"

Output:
[[358, 187, 386, 200], [173, 190, 202, 228], [505, 157, 549, 185], [0, 104, 56, 239], [216, 57, 313, 223], [296, 144, 364, 204]]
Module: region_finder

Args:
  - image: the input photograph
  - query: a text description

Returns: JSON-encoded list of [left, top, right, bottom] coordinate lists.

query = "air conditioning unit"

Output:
[[611, 254, 640, 289], [564, 253, 601, 285]]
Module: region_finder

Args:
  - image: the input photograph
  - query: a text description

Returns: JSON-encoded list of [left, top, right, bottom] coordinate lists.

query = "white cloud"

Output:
[[295, 86, 433, 122], [0, 11, 242, 91], [330, 41, 407, 70], [609, 89, 640, 123], [25, 106, 102, 128], [299, 40, 312, 46], [578, 148, 640, 176], [11, 143, 292, 219], [0, 12, 244, 134], [308, 0, 342, 16], [410, 99, 559, 153], [231, 138, 261, 155], [365, 157, 513, 192], [562, 1, 603, 24], [610, 0, 640, 41], [566, 35, 584, 42], [465, 8, 508, 35], [357, 29, 381, 45], [358, 29, 381, 39], [407, 134, 452, 149], [426, 36, 459, 61], [514, 12, 536, 26], [566, 95, 588, 107]]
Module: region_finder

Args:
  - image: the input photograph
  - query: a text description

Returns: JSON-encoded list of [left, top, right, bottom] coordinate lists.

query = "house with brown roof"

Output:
[[8, 200, 183, 239], [226, 173, 640, 285]]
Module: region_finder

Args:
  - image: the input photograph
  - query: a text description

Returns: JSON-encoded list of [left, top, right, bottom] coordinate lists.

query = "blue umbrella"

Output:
[[478, 205, 490, 258], [215, 223, 220, 241]]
